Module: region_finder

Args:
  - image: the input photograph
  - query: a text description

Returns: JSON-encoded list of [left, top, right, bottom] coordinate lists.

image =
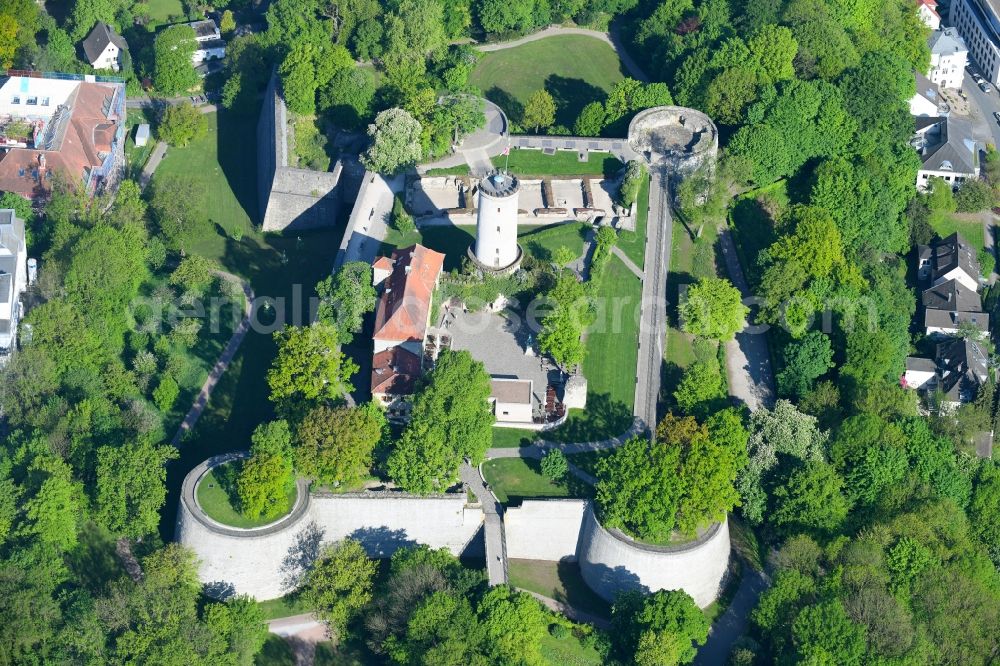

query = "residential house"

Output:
[[0, 73, 126, 200], [904, 338, 989, 410], [918, 0, 942, 29], [910, 71, 950, 117], [950, 0, 1000, 84], [81, 22, 127, 71], [913, 116, 979, 191], [917, 232, 982, 291], [921, 278, 990, 337], [0, 209, 27, 364], [370, 244, 446, 413], [185, 19, 226, 65], [928, 27, 969, 89]]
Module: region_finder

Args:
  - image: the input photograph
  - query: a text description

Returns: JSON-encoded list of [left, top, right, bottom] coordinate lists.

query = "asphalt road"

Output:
[[960, 69, 1000, 149]]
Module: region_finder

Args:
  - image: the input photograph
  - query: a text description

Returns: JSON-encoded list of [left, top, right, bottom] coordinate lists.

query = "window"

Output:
[[25, 96, 36, 105], [497, 207, 500, 212], [41, 97, 49, 106], [496, 226, 500, 232], [10, 96, 18, 104]]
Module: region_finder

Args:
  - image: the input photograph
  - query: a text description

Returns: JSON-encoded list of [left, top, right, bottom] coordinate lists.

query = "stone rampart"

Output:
[[627, 106, 718, 176], [576, 505, 730, 608], [504, 499, 587, 561], [176, 458, 483, 600], [257, 72, 343, 232]]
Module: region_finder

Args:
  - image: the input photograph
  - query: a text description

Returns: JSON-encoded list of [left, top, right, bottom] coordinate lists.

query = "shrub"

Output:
[[153, 375, 180, 411], [618, 160, 646, 209], [540, 449, 568, 481], [158, 102, 207, 147], [979, 247, 996, 278], [549, 623, 570, 638], [955, 178, 994, 213], [391, 195, 416, 233]]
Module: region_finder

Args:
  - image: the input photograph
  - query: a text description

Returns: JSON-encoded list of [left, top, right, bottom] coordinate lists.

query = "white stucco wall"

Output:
[[475, 187, 520, 268], [504, 499, 587, 561], [577, 506, 730, 608], [177, 464, 484, 600]]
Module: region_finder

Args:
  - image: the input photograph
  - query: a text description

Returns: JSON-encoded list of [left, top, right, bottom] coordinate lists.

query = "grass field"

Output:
[[471, 35, 626, 127], [519, 222, 589, 262], [146, 0, 185, 25], [494, 150, 621, 178], [257, 594, 311, 621], [195, 461, 296, 529], [153, 111, 258, 254], [581, 254, 641, 410], [540, 633, 604, 666], [509, 559, 610, 619], [492, 427, 539, 448], [618, 173, 649, 268], [929, 212, 986, 252], [482, 458, 591, 503]]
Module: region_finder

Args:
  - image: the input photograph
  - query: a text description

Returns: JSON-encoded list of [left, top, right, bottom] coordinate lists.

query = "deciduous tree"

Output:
[[295, 404, 384, 486], [266, 323, 358, 415], [154, 25, 198, 95], [159, 103, 207, 147], [522, 89, 556, 133], [680, 277, 748, 341], [361, 108, 423, 174], [303, 539, 378, 638], [94, 440, 178, 538], [315, 262, 377, 344]]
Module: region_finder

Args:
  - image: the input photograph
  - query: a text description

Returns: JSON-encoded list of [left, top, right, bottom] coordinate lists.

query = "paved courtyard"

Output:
[[439, 308, 561, 412]]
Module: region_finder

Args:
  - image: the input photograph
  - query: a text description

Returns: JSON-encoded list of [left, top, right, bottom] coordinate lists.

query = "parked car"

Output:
[[981, 81, 992, 93], [993, 111, 1000, 123]]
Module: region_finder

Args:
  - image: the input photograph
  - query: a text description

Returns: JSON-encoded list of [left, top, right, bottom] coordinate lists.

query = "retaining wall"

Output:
[[577, 505, 730, 608], [257, 72, 343, 232], [504, 499, 587, 561], [176, 457, 483, 600]]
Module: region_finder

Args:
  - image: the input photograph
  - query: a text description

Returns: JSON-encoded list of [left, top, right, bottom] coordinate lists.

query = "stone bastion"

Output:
[[177, 457, 730, 606], [627, 106, 719, 176]]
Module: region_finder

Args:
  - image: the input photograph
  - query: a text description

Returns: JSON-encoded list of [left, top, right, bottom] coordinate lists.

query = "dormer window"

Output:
[[10, 96, 18, 104], [25, 97, 36, 105]]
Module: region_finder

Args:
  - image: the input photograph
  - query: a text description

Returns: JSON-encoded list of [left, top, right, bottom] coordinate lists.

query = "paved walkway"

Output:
[[718, 229, 775, 411], [475, 25, 649, 82], [170, 272, 254, 446], [693, 570, 769, 666], [612, 244, 644, 279], [268, 613, 329, 666], [138, 141, 167, 192], [460, 463, 508, 585]]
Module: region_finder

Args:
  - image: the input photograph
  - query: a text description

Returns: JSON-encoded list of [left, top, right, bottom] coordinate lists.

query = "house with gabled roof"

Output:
[[369, 244, 445, 414], [903, 338, 989, 410], [917, 232, 981, 291], [918, 0, 942, 30], [913, 116, 979, 191], [82, 22, 128, 72]]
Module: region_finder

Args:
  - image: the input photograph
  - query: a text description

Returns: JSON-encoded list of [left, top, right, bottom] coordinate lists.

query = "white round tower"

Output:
[[472, 171, 522, 272]]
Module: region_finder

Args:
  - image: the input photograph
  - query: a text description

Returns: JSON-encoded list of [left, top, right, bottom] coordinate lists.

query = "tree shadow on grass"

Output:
[[545, 74, 608, 129], [484, 86, 524, 125], [544, 393, 632, 443]]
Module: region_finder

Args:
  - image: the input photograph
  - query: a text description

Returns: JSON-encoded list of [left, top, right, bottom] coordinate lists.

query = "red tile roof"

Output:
[[371, 244, 445, 344], [371, 346, 422, 396], [0, 80, 123, 198], [372, 256, 394, 271]]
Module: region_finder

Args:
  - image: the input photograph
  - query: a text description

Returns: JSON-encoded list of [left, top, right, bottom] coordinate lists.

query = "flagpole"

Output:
[[503, 139, 511, 174]]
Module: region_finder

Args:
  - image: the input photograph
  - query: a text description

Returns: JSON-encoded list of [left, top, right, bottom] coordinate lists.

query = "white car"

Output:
[[981, 81, 993, 93]]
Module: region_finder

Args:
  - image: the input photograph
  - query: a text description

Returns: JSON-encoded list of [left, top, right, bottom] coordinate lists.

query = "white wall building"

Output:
[[929, 28, 969, 89], [919, 0, 943, 30], [911, 71, 951, 116], [913, 117, 979, 191], [491, 378, 534, 424], [0, 209, 27, 363], [184, 19, 225, 65], [81, 22, 127, 71], [473, 172, 521, 271], [950, 0, 1000, 84]]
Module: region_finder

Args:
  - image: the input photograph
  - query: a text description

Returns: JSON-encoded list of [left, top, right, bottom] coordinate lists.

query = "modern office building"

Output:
[[951, 0, 1000, 83]]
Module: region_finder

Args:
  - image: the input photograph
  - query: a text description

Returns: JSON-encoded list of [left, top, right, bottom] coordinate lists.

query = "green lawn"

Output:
[[492, 427, 539, 448], [540, 633, 604, 666], [519, 222, 589, 262], [617, 173, 649, 269], [124, 108, 156, 179], [380, 224, 476, 271], [482, 458, 590, 503], [929, 212, 986, 252], [146, 0, 185, 24], [508, 559, 610, 619], [152, 111, 258, 254], [581, 254, 641, 410], [471, 34, 627, 127], [257, 594, 311, 621], [493, 150, 622, 178], [195, 461, 297, 529]]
